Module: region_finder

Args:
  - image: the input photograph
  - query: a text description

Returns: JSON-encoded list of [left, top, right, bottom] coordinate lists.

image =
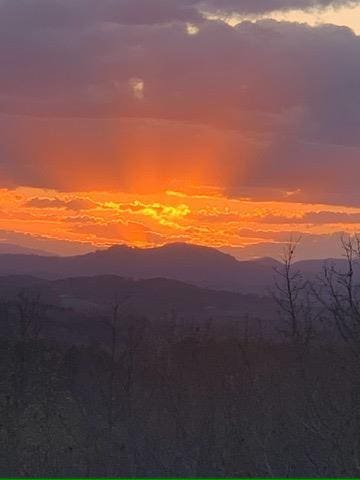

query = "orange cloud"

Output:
[[0, 6, 360, 258], [1, 187, 360, 258]]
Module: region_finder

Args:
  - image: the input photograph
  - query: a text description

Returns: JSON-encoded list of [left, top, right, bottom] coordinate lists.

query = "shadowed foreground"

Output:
[[1, 241, 360, 477]]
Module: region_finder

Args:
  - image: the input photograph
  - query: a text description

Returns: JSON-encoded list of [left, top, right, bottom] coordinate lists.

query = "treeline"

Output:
[[1, 238, 360, 477]]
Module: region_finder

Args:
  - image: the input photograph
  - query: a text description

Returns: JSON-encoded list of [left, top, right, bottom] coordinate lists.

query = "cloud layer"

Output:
[[0, 0, 356, 30], [1, 10, 360, 206], [1, 1, 360, 255]]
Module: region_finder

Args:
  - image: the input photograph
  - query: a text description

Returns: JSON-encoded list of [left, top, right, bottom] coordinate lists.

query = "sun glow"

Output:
[[1, 1, 359, 260], [2, 186, 360, 259]]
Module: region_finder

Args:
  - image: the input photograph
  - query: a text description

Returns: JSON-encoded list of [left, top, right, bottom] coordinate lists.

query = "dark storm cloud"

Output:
[[1, 18, 359, 134], [0, 1, 360, 206], [0, 0, 201, 28], [0, 0, 356, 28]]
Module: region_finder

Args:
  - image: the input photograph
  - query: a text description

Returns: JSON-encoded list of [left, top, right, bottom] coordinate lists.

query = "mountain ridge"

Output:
[[0, 243, 53, 256], [0, 242, 356, 293]]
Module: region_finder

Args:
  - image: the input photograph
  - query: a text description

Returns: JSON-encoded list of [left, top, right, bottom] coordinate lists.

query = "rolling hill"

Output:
[[0, 242, 353, 293], [0, 243, 280, 292]]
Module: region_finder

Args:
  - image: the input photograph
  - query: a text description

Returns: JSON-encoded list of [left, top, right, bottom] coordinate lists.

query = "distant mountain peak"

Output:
[[93, 242, 238, 261], [251, 257, 282, 267], [0, 243, 53, 256], [0, 241, 301, 293], [159, 242, 231, 254], [106, 244, 134, 252]]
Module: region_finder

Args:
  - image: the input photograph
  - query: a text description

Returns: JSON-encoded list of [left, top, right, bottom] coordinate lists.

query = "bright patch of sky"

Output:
[[187, 23, 200, 35], [209, 3, 360, 34], [129, 78, 145, 100]]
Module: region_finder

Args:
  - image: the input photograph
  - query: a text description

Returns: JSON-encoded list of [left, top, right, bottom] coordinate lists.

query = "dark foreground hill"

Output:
[[0, 252, 357, 478], [0, 274, 280, 344], [0, 274, 276, 321]]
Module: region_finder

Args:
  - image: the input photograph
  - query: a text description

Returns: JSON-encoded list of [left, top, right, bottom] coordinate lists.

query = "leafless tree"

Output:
[[316, 234, 360, 356], [273, 237, 313, 352]]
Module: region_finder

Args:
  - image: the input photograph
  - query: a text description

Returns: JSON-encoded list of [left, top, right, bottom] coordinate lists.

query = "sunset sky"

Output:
[[1, 0, 360, 260]]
